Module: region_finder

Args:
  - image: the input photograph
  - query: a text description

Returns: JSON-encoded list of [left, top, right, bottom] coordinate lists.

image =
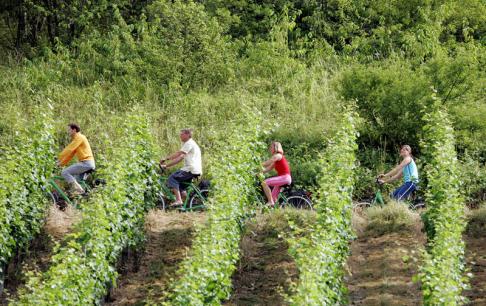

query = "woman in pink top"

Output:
[[261, 142, 292, 207]]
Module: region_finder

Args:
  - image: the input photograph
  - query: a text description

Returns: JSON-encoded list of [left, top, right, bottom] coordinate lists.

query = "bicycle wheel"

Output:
[[189, 188, 209, 210], [49, 190, 67, 211], [157, 192, 167, 210], [409, 201, 426, 210], [284, 195, 313, 210]]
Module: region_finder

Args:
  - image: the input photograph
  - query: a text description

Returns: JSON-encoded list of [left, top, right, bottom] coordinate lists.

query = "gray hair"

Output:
[[180, 128, 193, 137]]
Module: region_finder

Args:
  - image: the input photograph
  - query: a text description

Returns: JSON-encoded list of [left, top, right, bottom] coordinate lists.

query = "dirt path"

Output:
[[464, 236, 486, 305], [0, 204, 79, 304], [225, 212, 300, 306], [106, 210, 205, 305], [346, 219, 425, 305]]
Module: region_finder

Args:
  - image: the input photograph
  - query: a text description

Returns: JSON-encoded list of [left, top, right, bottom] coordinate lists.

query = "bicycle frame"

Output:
[[48, 175, 90, 208], [374, 185, 385, 206], [157, 175, 206, 211]]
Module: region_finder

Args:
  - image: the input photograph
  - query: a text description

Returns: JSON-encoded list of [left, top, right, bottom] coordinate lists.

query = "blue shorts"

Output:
[[167, 170, 198, 191], [391, 181, 417, 201]]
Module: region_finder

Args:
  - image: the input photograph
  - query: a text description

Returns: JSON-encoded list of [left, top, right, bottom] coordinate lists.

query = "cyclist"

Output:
[[57, 123, 95, 195], [261, 141, 292, 207], [378, 145, 419, 201], [160, 128, 202, 206]]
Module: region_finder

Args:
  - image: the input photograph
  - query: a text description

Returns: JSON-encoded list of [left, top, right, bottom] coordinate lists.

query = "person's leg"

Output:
[[61, 161, 94, 182], [391, 182, 416, 201], [261, 181, 274, 205], [167, 171, 183, 204], [61, 162, 93, 194], [265, 175, 292, 204], [167, 171, 195, 205]]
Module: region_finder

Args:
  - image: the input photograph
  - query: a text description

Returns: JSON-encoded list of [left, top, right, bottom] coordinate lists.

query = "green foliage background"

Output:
[[1, 0, 484, 202]]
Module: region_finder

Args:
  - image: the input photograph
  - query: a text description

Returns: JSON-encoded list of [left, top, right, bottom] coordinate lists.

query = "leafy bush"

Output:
[[12, 112, 157, 305], [286, 110, 357, 305], [460, 153, 486, 205], [0, 105, 55, 288], [418, 95, 468, 305], [166, 112, 263, 305], [338, 60, 430, 152]]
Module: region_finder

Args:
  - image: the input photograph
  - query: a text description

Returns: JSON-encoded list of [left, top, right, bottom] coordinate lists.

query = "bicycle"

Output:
[[47, 168, 102, 210], [156, 167, 209, 212], [255, 179, 313, 210], [353, 178, 425, 213], [353, 178, 385, 213]]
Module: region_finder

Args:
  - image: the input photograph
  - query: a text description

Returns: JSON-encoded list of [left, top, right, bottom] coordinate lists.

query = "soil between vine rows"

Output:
[[225, 211, 301, 306], [0, 204, 79, 305], [464, 235, 486, 305], [346, 217, 425, 305], [106, 210, 205, 305]]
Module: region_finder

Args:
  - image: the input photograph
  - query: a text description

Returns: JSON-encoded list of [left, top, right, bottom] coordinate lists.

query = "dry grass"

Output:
[[365, 201, 421, 237], [44, 204, 80, 240]]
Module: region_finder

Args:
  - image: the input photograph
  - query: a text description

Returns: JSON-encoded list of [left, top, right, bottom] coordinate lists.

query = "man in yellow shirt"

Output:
[[58, 123, 95, 195]]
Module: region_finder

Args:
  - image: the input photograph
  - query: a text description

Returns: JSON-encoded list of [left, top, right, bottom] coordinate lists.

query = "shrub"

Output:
[[12, 112, 157, 305], [286, 109, 358, 305], [418, 94, 468, 305], [0, 105, 55, 289]]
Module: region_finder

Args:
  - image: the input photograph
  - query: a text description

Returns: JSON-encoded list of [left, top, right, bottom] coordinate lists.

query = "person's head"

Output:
[[269, 141, 284, 155], [67, 123, 80, 137], [179, 128, 193, 142], [400, 145, 412, 158]]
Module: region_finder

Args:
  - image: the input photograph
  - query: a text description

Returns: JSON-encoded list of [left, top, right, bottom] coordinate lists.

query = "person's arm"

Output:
[[262, 154, 282, 173], [380, 157, 411, 183], [382, 165, 401, 178], [58, 137, 83, 166], [383, 171, 402, 183], [162, 151, 182, 162], [161, 151, 186, 168]]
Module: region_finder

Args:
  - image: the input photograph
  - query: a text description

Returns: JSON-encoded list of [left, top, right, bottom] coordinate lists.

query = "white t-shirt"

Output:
[[180, 138, 202, 175]]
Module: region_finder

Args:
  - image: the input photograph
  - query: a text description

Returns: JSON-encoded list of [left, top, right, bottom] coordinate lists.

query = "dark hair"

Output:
[[68, 123, 80, 132]]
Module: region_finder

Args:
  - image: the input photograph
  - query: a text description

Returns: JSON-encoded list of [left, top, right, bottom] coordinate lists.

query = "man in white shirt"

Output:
[[160, 128, 202, 206]]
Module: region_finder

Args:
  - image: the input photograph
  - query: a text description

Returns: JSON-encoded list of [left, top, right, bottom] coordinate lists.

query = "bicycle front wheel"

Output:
[[284, 195, 313, 210]]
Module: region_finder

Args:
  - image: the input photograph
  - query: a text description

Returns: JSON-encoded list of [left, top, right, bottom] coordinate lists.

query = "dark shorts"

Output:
[[391, 181, 417, 201], [167, 170, 199, 191]]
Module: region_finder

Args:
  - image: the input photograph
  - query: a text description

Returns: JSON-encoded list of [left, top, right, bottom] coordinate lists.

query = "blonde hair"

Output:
[[271, 142, 284, 155]]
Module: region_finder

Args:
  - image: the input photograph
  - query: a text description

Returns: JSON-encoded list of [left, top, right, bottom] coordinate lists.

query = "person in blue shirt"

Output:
[[378, 145, 419, 201]]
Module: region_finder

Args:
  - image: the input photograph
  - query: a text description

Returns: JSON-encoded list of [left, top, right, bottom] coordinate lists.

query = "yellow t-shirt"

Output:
[[58, 133, 94, 166]]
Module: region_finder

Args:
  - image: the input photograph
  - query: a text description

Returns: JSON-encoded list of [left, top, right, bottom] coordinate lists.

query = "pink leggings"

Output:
[[265, 174, 292, 201]]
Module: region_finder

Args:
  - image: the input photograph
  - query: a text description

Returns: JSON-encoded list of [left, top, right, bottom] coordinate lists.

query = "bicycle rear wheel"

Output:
[[284, 195, 313, 210], [188, 188, 209, 210]]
